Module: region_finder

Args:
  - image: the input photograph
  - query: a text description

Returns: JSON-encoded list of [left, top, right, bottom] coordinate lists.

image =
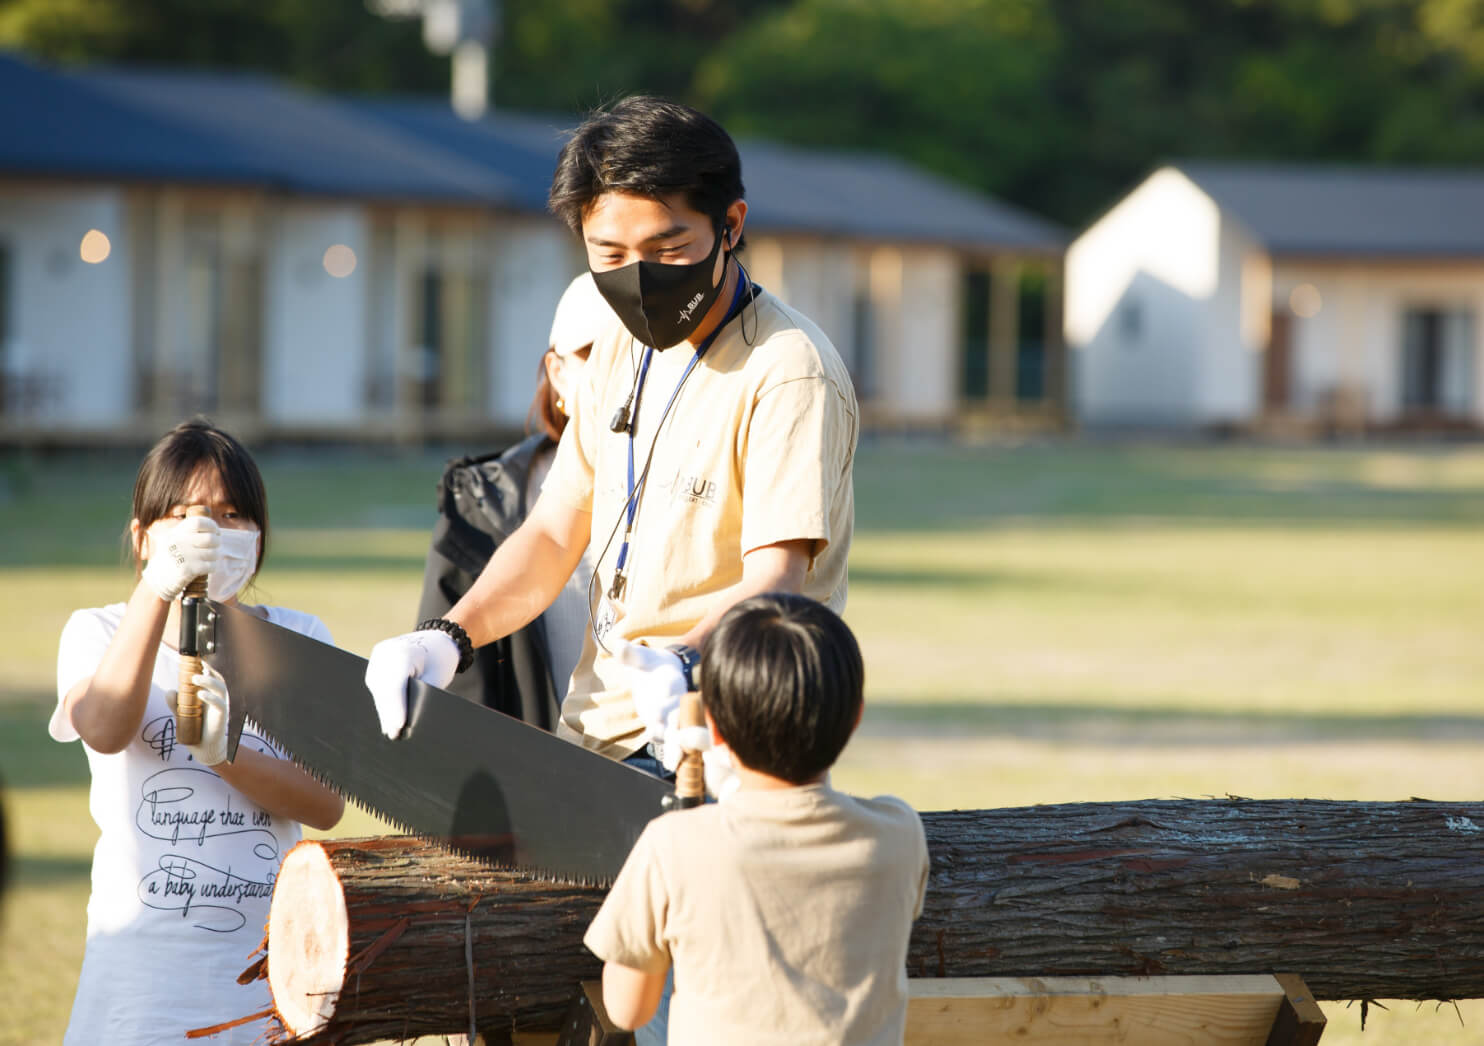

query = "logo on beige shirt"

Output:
[[673, 472, 719, 508]]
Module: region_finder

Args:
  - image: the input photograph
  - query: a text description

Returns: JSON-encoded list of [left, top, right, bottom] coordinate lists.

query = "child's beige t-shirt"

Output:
[[542, 287, 859, 760], [584, 783, 929, 1046]]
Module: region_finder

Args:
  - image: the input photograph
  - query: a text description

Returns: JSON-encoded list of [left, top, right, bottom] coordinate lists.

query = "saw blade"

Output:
[[206, 601, 671, 885]]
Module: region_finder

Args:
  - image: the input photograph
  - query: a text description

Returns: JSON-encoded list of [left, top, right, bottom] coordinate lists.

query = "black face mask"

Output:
[[590, 227, 727, 349]]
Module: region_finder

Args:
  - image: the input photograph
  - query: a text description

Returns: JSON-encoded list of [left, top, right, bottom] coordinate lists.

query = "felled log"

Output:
[[261, 836, 603, 1044], [260, 799, 1484, 1043]]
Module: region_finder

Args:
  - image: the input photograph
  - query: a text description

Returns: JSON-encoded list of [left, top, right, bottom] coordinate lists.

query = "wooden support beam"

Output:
[[531, 976, 1325, 1046], [906, 974, 1318, 1046], [1266, 975, 1327, 1046]]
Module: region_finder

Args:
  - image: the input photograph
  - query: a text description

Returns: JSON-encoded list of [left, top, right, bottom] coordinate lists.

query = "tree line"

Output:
[[4, 0, 1482, 224]]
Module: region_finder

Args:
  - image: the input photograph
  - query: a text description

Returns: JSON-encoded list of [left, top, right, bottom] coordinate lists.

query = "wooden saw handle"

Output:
[[674, 690, 706, 808], [175, 505, 211, 746]]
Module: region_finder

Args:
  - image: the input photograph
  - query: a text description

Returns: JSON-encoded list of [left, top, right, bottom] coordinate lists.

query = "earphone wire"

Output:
[[733, 252, 758, 346], [585, 353, 702, 655]]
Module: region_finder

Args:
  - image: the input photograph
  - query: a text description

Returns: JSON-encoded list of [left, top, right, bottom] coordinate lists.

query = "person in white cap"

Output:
[[529, 272, 611, 692], [412, 272, 614, 727], [536, 270, 611, 440]]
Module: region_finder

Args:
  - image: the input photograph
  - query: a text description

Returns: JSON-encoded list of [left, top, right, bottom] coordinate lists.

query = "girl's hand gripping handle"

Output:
[[174, 505, 211, 746]]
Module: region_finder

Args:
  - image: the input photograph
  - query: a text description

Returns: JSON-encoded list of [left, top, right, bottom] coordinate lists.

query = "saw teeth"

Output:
[[247, 718, 614, 886], [215, 620, 671, 887]]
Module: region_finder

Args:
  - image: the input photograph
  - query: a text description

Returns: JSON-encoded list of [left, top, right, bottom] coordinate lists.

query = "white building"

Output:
[[1066, 163, 1484, 432], [0, 51, 1065, 444]]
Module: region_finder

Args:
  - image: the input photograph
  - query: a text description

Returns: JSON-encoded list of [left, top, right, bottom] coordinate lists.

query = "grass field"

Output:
[[3, 440, 1484, 1044]]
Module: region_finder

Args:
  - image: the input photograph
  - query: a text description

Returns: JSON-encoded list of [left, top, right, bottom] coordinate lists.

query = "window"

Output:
[[0, 242, 9, 346], [849, 289, 876, 402], [410, 249, 488, 415], [960, 267, 991, 401], [413, 266, 443, 408], [0, 240, 9, 366], [0, 240, 57, 417], [0, 241, 10, 414], [365, 222, 399, 409], [363, 218, 491, 420], [179, 213, 222, 411], [1117, 300, 1143, 344], [1402, 306, 1475, 416], [1016, 267, 1048, 402], [130, 201, 264, 417]]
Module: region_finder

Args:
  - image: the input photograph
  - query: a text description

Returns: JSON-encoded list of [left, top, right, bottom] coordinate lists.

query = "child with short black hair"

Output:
[[585, 593, 929, 1045]]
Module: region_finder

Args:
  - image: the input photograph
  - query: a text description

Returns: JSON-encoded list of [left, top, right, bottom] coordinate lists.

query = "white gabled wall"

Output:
[[262, 204, 368, 425], [1066, 167, 1223, 426], [1072, 167, 1484, 430], [0, 185, 132, 429], [1199, 211, 1265, 423]]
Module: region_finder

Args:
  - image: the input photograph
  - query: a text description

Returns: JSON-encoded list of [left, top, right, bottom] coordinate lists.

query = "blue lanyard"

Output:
[[610, 277, 748, 598]]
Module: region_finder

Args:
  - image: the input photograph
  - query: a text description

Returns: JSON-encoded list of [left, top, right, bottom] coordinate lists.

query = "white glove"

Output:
[[655, 706, 714, 773], [365, 629, 461, 739], [613, 640, 688, 742], [142, 515, 221, 601], [702, 744, 741, 802], [167, 665, 229, 767]]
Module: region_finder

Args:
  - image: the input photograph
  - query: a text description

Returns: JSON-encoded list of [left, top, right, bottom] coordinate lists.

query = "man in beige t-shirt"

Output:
[[586, 595, 930, 1045], [366, 96, 858, 769], [542, 261, 855, 758]]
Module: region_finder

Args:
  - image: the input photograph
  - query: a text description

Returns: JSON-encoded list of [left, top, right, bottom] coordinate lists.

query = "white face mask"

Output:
[[209, 528, 261, 602]]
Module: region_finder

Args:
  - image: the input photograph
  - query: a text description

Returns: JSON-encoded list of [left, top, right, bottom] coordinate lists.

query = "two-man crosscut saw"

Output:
[[202, 600, 672, 886]]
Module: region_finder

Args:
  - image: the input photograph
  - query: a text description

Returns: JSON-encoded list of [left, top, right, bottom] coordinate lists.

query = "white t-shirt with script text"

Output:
[[51, 602, 332, 1045]]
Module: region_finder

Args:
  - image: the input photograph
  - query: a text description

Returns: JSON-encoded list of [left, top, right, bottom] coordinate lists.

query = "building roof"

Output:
[[0, 52, 519, 203], [737, 139, 1063, 252], [0, 51, 270, 185], [0, 50, 1063, 250], [1177, 162, 1484, 258], [349, 101, 568, 212], [353, 100, 1065, 252]]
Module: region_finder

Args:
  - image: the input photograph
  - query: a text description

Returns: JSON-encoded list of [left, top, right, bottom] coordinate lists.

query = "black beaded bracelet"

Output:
[[418, 617, 475, 674]]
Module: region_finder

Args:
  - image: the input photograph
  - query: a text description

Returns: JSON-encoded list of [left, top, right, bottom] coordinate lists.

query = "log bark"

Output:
[[258, 836, 604, 1044], [911, 799, 1484, 998], [259, 799, 1484, 1044]]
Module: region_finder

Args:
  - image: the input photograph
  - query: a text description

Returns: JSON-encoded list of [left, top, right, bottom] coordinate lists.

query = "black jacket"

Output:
[[415, 434, 561, 730]]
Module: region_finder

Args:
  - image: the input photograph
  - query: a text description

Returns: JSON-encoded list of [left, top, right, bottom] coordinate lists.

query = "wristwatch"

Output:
[[667, 643, 702, 691]]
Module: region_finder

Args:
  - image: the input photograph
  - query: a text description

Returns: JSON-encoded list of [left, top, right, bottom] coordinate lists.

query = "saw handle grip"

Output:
[[174, 505, 211, 747], [674, 690, 706, 809]]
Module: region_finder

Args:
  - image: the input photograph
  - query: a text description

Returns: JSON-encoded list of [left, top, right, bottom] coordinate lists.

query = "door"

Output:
[[1264, 311, 1291, 411]]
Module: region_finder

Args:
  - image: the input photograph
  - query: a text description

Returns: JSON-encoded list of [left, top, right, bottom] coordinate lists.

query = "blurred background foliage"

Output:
[[4, 0, 1484, 225]]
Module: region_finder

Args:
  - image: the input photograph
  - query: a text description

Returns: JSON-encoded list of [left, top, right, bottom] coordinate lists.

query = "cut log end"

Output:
[[269, 841, 349, 1037]]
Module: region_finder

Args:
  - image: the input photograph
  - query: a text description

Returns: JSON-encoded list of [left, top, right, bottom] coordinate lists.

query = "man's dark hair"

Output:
[[549, 96, 745, 240], [701, 593, 863, 785]]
